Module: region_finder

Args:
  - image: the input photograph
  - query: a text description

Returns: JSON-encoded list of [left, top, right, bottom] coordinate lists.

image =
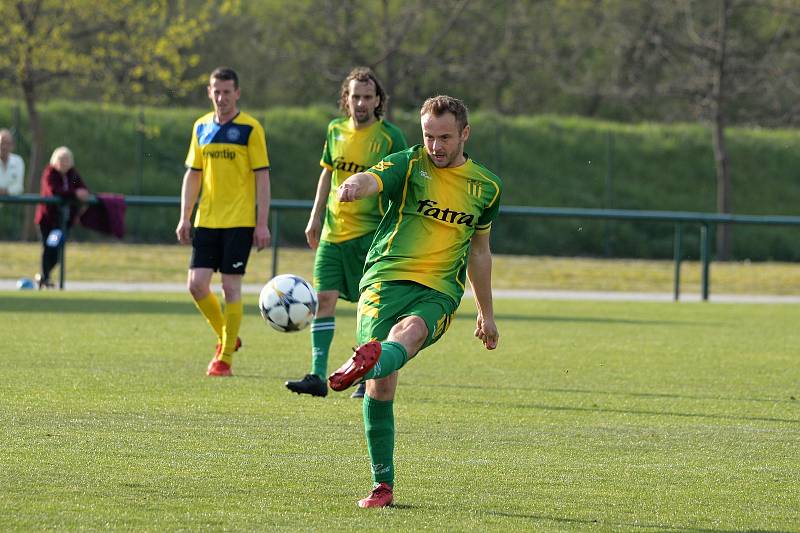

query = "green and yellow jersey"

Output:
[[320, 117, 407, 243], [185, 111, 269, 228], [360, 145, 503, 304]]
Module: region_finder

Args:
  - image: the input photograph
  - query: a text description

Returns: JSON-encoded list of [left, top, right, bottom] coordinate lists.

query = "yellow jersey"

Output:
[[185, 111, 269, 228]]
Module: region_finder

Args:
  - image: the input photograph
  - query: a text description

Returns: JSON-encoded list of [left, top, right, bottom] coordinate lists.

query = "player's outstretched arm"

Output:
[[336, 172, 379, 203], [305, 168, 332, 250], [467, 232, 499, 350], [176, 168, 201, 244]]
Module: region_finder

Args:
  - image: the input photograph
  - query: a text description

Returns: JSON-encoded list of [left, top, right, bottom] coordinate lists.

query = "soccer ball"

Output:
[[258, 274, 318, 332]]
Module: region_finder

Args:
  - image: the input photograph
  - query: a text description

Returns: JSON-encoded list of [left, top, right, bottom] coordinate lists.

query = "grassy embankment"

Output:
[[2, 241, 800, 295]]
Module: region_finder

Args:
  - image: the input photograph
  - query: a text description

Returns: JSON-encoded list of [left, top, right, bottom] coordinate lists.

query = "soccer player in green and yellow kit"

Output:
[[285, 67, 407, 398], [327, 95, 502, 507], [176, 67, 271, 377]]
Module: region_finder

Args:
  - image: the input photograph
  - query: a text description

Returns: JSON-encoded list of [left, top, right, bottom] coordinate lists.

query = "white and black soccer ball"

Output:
[[258, 274, 318, 332]]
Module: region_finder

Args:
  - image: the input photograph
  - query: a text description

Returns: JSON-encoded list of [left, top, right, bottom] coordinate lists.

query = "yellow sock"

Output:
[[220, 300, 243, 365], [194, 292, 224, 342]]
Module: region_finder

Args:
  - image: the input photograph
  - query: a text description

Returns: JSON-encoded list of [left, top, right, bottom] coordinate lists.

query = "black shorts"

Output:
[[190, 227, 254, 274]]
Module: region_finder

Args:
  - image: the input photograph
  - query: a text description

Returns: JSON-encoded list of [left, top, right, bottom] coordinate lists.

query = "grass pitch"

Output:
[[1, 291, 798, 531]]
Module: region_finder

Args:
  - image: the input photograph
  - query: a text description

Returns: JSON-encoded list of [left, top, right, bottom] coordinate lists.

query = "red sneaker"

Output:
[[215, 336, 243, 356], [328, 341, 382, 392], [207, 359, 232, 377], [357, 482, 393, 508]]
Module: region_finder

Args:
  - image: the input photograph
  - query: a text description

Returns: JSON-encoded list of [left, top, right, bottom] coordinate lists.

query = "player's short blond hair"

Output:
[[420, 95, 469, 132]]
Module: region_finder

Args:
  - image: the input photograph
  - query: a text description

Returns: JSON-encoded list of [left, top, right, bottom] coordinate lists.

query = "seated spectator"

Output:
[[33, 146, 89, 289], [0, 129, 25, 195]]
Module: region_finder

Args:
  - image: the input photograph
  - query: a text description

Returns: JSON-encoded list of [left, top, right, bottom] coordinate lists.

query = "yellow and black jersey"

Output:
[[185, 111, 269, 228]]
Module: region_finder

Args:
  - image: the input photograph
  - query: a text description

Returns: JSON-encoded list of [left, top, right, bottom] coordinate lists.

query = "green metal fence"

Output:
[[3, 194, 800, 300]]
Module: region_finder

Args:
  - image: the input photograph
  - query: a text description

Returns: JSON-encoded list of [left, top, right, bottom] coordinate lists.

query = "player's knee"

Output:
[[316, 290, 338, 317], [389, 316, 427, 351], [220, 281, 241, 302], [188, 279, 208, 299]]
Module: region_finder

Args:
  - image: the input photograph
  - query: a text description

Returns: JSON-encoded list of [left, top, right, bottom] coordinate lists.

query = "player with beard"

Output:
[[327, 95, 503, 507], [285, 67, 407, 399]]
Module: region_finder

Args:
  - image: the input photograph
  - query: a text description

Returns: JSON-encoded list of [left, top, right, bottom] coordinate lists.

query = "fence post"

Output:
[[133, 109, 145, 236], [58, 200, 69, 290], [700, 223, 711, 301], [271, 209, 279, 279], [673, 223, 682, 301], [604, 131, 615, 257]]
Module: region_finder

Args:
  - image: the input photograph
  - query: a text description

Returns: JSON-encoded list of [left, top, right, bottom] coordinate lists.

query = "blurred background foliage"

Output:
[[4, 0, 799, 124], [2, 0, 800, 259]]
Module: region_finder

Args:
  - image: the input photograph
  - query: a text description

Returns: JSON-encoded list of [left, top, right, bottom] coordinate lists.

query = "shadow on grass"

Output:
[[0, 294, 698, 327], [0, 294, 354, 318], [539, 387, 799, 404], [415, 395, 799, 424], [483, 510, 786, 533], [453, 313, 702, 326], [428, 384, 799, 405], [0, 295, 198, 315]]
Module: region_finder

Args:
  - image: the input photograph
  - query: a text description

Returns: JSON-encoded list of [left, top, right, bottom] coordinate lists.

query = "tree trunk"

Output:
[[712, 0, 732, 260], [380, 0, 396, 122], [712, 108, 732, 260], [21, 75, 44, 241]]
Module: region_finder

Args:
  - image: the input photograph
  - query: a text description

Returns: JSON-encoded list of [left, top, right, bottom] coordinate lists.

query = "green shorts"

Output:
[[356, 281, 459, 350], [313, 233, 373, 303]]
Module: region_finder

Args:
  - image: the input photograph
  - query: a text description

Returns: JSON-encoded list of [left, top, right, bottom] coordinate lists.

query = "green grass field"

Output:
[[1, 291, 798, 531]]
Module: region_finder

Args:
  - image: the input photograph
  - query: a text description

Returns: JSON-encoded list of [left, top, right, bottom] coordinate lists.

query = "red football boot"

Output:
[[357, 482, 393, 508], [328, 341, 382, 392], [215, 336, 242, 356], [207, 359, 232, 377]]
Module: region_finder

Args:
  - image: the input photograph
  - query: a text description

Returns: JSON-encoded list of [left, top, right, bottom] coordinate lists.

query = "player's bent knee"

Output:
[[388, 316, 428, 353]]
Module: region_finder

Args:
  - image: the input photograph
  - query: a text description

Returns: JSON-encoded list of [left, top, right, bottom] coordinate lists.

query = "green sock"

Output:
[[310, 317, 335, 378], [363, 395, 394, 485], [365, 341, 408, 380]]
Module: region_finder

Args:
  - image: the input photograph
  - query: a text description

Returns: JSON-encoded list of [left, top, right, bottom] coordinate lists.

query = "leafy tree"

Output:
[[177, 0, 481, 117], [527, 0, 800, 258], [0, 0, 220, 237], [620, 0, 799, 258]]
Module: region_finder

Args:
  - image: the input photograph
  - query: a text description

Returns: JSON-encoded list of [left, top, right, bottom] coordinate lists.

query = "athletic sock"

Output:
[[363, 395, 395, 485], [220, 300, 243, 366], [194, 292, 224, 341], [310, 316, 335, 378], [365, 341, 408, 380]]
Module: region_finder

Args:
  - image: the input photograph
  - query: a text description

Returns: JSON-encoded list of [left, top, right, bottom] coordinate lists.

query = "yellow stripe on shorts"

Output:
[[358, 283, 381, 319], [362, 283, 381, 305]]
